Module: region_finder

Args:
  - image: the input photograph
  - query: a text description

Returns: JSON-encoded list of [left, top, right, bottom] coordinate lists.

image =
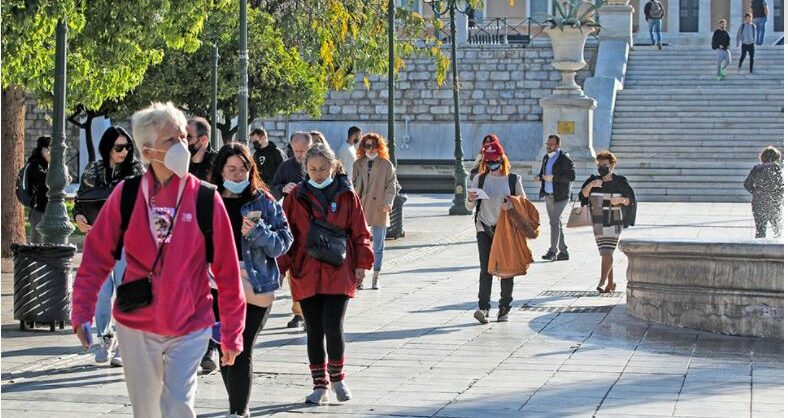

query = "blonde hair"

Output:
[[131, 102, 187, 163]]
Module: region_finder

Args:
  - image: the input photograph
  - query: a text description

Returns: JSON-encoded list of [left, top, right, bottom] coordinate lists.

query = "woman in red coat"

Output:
[[279, 144, 374, 404]]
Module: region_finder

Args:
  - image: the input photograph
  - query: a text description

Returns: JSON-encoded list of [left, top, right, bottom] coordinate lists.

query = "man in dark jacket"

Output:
[[251, 127, 286, 185], [270, 131, 311, 201], [644, 0, 664, 49], [187, 117, 218, 181], [712, 20, 731, 79], [536, 134, 576, 261]]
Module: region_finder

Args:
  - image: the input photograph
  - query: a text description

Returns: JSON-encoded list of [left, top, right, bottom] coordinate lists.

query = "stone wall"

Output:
[[24, 97, 83, 178]]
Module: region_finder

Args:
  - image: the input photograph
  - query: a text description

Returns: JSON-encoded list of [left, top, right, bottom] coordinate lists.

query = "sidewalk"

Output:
[[1, 195, 783, 417]]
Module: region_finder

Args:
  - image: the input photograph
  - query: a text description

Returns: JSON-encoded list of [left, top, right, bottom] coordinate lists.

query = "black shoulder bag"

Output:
[[115, 192, 183, 312], [303, 194, 348, 267]]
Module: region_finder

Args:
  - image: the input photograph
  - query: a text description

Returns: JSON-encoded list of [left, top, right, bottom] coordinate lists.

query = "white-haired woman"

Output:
[[71, 102, 246, 418]]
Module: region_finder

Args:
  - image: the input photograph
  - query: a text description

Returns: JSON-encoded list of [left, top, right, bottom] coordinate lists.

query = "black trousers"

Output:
[[300, 294, 349, 365], [753, 201, 782, 238], [739, 43, 755, 72], [207, 288, 221, 352], [218, 303, 271, 415], [476, 231, 513, 311]]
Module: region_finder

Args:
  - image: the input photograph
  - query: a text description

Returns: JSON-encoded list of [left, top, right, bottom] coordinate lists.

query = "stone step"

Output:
[[611, 126, 783, 131], [613, 110, 782, 116], [611, 138, 779, 144], [612, 160, 756, 169], [616, 90, 783, 96], [611, 117, 780, 123], [613, 152, 767, 159], [610, 146, 771, 154], [614, 175, 754, 183], [614, 101, 782, 107]]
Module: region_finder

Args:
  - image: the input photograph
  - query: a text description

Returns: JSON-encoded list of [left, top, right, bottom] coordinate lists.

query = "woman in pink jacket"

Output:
[[71, 102, 246, 418]]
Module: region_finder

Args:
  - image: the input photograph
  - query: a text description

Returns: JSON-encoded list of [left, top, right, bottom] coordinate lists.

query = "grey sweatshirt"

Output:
[[466, 172, 526, 232], [737, 22, 756, 45]]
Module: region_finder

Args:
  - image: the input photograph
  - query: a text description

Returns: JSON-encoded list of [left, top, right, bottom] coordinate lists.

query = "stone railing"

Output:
[[620, 239, 784, 338]]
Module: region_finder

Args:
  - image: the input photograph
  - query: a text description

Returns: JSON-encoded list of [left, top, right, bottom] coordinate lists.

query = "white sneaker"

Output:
[[95, 334, 117, 363], [110, 347, 123, 367], [305, 388, 328, 404], [331, 380, 352, 401]]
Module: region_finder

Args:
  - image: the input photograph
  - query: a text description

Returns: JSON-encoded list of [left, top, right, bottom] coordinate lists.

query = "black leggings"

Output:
[[207, 288, 221, 352], [218, 303, 271, 415], [476, 231, 514, 311], [739, 44, 755, 72], [300, 294, 349, 365]]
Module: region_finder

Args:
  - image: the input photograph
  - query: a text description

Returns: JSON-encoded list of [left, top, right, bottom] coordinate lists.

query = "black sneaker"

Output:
[[200, 348, 218, 373], [473, 309, 490, 324], [287, 315, 304, 329], [556, 252, 569, 261], [497, 306, 511, 322], [541, 251, 557, 261]]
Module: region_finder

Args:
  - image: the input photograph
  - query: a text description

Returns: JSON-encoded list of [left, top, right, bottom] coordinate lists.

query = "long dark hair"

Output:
[[98, 126, 136, 176], [210, 142, 268, 195]]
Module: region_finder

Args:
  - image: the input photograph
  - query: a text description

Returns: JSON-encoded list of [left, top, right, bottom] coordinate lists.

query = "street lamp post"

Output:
[[37, 20, 75, 244], [426, 0, 472, 215], [239, 0, 249, 145], [211, 43, 220, 149], [386, 0, 407, 239]]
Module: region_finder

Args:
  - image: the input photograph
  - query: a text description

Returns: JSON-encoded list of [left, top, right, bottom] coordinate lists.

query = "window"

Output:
[[529, 0, 551, 22]]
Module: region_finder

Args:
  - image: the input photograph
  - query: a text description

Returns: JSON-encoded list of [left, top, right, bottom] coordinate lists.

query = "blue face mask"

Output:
[[308, 177, 334, 190], [223, 178, 249, 194], [487, 162, 502, 171]]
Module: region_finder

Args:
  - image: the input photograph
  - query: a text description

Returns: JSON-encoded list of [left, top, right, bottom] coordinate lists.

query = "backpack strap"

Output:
[[474, 172, 488, 224], [115, 175, 142, 260], [196, 181, 216, 264], [508, 173, 518, 196]]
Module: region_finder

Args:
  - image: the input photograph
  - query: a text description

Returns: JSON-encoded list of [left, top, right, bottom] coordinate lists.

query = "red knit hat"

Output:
[[482, 140, 505, 161]]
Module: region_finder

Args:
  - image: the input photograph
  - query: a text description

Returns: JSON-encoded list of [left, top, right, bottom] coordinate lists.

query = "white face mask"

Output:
[[366, 151, 378, 160], [150, 141, 190, 178]]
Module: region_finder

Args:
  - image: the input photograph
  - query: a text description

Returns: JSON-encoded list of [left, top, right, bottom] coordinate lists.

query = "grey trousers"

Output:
[[545, 195, 569, 253], [116, 323, 211, 418]]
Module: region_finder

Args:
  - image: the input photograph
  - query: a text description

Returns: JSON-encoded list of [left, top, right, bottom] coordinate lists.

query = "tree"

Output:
[[1, 0, 222, 255], [117, 0, 449, 139]]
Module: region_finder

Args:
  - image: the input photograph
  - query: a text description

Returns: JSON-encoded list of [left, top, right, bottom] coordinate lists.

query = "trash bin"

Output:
[[386, 193, 408, 239], [11, 243, 76, 331]]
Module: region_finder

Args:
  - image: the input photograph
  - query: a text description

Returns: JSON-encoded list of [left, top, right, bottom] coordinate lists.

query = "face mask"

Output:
[[150, 141, 190, 178], [252, 141, 264, 151], [308, 177, 334, 189], [353, 137, 360, 145], [598, 166, 611, 176], [487, 162, 502, 171], [366, 152, 378, 160], [188, 142, 201, 156], [223, 178, 250, 194]]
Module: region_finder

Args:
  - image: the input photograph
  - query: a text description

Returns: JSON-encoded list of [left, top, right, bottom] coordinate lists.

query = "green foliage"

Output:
[[548, 0, 606, 30], [1, 0, 224, 110]]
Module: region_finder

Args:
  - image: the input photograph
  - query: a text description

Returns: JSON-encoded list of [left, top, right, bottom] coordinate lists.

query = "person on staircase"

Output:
[[737, 13, 757, 75], [536, 134, 576, 262], [644, 0, 664, 49], [579, 152, 637, 295], [744, 146, 783, 239], [352, 133, 398, 290], [712, 20, 732, 80], [751, 0, 769, 46], [466, 138, 526, 324]]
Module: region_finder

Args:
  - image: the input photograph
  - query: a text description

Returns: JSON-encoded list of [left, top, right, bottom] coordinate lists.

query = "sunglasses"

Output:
[[113, 144, 133, 153], [362, 142, 376, 150]]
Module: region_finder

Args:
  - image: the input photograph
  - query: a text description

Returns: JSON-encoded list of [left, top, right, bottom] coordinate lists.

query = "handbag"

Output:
[[303, 196, 348, 267], [115, 192, 182, 312], [75, 186, 112, 224], [566, 201, 592, 228]]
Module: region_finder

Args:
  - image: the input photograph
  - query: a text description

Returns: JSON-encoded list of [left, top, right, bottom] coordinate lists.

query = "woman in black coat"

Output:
[[579, 151, 637, 294], [744, 146, 783, 238], [26, 136, 51, 243]]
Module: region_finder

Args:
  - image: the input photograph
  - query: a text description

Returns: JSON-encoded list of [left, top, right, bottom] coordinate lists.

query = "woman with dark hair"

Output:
[[26, 136, 52, 243], [579, 151, 637, 294], [73, 126, 144, 366], [279, 144, 374, 404], [352, 133, 397, 289], [745, 146, 783, 238], [209, 142, 293, 418]]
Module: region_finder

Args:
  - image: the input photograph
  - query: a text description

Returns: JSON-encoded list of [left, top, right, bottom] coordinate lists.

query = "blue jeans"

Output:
[[754, 17, 767, 45], [371, 226, 387, 272], [648, 18, 662, 44], [95, 252, 126, 339]]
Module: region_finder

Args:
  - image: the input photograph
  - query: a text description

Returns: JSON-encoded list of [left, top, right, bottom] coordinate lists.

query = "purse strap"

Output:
[[146, 193, 184, 281]]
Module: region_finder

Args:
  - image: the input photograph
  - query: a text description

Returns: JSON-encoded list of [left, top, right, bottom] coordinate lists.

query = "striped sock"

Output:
[[310, 363, 328, 389], [328, 359, 345, 382]]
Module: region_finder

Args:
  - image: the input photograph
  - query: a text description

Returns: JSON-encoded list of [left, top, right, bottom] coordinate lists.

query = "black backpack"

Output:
[[15, 162, 33, 209], [473, 172, 519, 224], [114, 175, 216, 262]]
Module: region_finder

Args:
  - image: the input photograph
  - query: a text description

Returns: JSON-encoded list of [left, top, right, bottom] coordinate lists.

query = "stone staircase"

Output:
[[609, 45, 784, 202]]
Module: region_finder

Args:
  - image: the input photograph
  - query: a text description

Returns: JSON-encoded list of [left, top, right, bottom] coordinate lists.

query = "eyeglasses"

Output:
[[113, 144, 133, 152], [363, 142, 376, 150]]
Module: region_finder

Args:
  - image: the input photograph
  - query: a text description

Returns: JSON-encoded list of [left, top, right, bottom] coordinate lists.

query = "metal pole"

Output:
[[448, 4, 470, 215], [211, 43, 220, 148], [387, 0, 397, 166], [239, 0, 249, 146], [37, 20, 75, 244]]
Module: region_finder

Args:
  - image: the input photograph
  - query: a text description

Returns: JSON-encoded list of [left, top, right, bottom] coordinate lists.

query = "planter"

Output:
[[545, 26, 596, 95]]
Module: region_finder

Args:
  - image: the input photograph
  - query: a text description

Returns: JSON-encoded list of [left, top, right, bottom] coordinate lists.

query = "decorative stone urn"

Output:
[[545, 26, 596, 95]]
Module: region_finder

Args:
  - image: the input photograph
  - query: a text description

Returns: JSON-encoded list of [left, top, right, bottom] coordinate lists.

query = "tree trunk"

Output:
[[1, 86, 28, 256], [84, 111, 96, 162]]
